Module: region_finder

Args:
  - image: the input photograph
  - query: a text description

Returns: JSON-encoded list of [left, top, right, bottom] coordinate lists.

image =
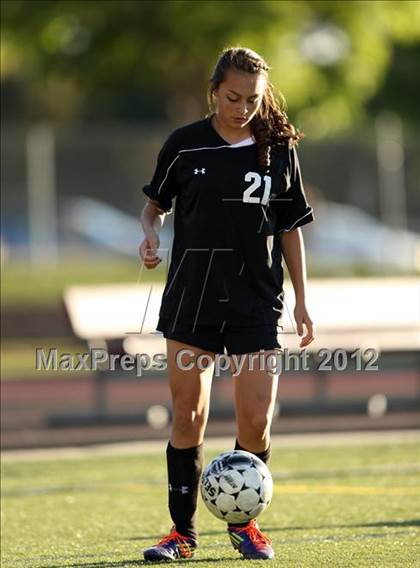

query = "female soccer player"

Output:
[[139, 47, 315, 561]]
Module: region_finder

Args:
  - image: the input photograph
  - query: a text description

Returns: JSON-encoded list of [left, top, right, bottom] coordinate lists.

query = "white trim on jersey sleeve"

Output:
[[281, 207, 315, 231], [274, 145, 315, 232], [157, 154, 180, 197]]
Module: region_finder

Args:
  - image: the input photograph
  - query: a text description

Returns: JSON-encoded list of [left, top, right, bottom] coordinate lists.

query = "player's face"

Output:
[[212, 69, 266, 130]]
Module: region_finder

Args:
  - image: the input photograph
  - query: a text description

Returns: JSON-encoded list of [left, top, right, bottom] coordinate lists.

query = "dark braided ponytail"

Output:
[[207, 47, 304, 172]]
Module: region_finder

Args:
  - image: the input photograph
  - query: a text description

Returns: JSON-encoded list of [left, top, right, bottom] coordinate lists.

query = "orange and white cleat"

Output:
[[143, 526, 198, 561], [228, 519, 274, 560]]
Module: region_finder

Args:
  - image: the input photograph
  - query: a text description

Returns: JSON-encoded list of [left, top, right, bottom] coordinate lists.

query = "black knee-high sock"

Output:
[[234, 438, 272, 465], [228, 438, 272, 528], [166, 441, 203, 541]]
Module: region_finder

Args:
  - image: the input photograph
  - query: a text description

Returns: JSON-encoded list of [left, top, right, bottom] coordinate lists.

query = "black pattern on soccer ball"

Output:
[[200, 450, 273, 523]]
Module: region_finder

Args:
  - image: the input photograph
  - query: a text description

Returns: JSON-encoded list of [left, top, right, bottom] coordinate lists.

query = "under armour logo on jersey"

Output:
[[194, 168, 206, 175], [169, 484, 189, 494]]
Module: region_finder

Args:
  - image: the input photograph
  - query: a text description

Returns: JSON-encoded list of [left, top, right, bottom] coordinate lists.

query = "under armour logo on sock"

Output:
[[194, 168, 206, 175], [169, 484, 189, 494]]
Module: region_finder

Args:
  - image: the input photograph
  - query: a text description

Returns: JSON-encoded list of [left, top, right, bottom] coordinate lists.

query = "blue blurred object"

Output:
[[64, 196, 172, 257], [306, 200, 420, 271]]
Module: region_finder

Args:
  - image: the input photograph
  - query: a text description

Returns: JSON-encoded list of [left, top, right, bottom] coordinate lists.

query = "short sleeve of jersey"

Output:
[[142, 131, 180, 214], [274, 144, 314, 232]]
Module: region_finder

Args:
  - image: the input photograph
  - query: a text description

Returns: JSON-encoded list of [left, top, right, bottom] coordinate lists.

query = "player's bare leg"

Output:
[[232, 350, 279, 453], [225, 349, 279, 560], [167, 339, 215, 448]]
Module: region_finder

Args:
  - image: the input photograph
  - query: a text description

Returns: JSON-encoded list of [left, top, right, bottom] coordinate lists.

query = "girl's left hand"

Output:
[[294, 303, 315, 348]]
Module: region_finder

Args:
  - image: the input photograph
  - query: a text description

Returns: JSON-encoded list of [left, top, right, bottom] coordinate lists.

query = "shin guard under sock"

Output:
[[166, 441, 203, 541], [234, 438, 272, 465], [228, 438, 272, 528]]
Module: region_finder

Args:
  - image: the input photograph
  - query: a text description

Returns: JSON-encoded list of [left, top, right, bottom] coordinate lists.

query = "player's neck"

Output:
[[211, 113, 252, 145]]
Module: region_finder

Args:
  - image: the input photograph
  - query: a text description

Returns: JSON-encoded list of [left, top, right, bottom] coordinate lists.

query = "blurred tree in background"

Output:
[[2, 0, 420, 138]]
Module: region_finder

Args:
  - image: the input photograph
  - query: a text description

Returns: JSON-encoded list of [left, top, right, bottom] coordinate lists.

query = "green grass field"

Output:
[[2, 439, 419, 567], [1, 259, 152, 307]]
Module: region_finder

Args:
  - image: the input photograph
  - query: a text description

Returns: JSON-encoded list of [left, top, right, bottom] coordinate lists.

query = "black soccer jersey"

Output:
[[142, 114, 315, 328]]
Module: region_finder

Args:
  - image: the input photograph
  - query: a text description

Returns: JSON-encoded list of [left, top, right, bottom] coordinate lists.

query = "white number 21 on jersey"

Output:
[[243, 172, 272, 205]]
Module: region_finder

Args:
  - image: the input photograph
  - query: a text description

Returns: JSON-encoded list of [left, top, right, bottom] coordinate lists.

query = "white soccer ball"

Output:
[[200, 450, 273, 523]]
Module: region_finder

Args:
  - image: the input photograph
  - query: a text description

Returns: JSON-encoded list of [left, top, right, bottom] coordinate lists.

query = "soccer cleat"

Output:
[[143, 526, 198, 561], [228, 519, 274, 560]]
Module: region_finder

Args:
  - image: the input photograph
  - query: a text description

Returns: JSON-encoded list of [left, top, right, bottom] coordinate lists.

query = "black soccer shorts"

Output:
[[157, 317, 282, 355]]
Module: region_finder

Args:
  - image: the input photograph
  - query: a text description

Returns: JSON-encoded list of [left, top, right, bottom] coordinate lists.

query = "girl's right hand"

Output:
[[139, 230, 162, 270]]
